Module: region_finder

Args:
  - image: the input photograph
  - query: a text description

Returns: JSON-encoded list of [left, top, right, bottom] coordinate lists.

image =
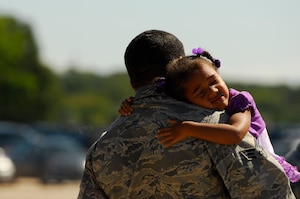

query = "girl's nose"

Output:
[[208, 86, 218, 97], [209, 85, 218, 93]]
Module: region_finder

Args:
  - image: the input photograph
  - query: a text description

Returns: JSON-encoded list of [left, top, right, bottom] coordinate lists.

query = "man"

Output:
[[78, 30, 295, 198]]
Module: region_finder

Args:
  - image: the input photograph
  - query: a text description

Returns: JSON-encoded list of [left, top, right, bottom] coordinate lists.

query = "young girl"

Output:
[[119, 47, 300, 183]]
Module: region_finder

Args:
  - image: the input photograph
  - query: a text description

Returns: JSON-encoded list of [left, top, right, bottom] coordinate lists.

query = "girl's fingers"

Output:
[[118, 109, 124, 115], [127, 97, 134, 103], [164, 141, 175, 148], [119, 100, 133, 116], [122, 104, 133, 114], [118, 104, 128, 115], [156, 129, 171, 138], [167, 119, 181, 125], [123, 101, 133, 111], [158, 135, 173, 145], [160, 139, 176, 148]]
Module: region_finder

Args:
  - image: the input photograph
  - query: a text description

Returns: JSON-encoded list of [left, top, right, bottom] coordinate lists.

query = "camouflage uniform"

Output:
[[78, 85, 295, 199]]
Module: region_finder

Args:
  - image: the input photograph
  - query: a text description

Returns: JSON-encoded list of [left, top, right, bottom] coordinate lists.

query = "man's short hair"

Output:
[[124, 30, 185, 89]]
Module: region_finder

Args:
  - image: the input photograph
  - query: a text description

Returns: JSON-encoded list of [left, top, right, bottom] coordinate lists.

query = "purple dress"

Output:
[[226, 88, 300, 183]]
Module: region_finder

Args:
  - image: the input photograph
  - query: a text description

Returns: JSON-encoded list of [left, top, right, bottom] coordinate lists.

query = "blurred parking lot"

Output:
[[269, 123, 300, 198], [1, 121, 300, 197], [0, 121, 107, 199], [0, 121, 105, 184]]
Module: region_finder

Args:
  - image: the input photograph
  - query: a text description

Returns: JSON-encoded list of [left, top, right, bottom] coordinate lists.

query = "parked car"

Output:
[[0, 121, 41, 151], [30, 122, 91, 149], [0, 121, 43, 177], [0, 121, 87, 183], [270, 124, 300, 198], [0, 147, 16, 183], [7, 136, 44, 177], [284, 141, 300, 199], [37, 134, 86, 183], [270, 124, 300, 156]]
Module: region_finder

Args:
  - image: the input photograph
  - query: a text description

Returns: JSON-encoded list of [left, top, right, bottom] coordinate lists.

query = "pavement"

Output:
[[0, 177, 80, 199]]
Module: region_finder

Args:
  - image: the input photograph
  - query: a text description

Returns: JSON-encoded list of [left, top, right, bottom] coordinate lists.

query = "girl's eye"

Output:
[[198, 90, 205, 97], [209, 79, 218, 86]]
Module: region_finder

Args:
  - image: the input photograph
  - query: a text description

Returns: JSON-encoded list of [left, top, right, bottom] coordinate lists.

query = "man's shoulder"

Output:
[[134, 94, 228, 123]]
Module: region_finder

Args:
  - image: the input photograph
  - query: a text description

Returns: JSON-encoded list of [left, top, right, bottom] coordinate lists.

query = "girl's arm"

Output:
[[118, 97, 134, 116], [157, 109, 251, 147]]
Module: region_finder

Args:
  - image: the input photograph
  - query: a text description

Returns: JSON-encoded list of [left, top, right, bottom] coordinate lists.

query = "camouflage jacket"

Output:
[[78, 85, 295, 199]]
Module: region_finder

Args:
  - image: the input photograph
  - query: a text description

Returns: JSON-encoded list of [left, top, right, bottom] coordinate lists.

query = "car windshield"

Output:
[[41, 135, 84, 153], [0, 134, 23, 149]]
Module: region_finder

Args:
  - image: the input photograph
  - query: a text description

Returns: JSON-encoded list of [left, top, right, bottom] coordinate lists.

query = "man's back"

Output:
[[78, 85, 295, 199], [79, 85, 230, 198]]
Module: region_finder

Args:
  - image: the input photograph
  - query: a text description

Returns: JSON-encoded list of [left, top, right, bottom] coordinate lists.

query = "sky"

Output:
[[1, 0, 300, 86]]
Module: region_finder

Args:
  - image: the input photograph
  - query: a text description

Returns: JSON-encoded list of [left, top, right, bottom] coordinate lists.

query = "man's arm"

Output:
[[206, 133, 295, 199], [78, 142, 109, 199]]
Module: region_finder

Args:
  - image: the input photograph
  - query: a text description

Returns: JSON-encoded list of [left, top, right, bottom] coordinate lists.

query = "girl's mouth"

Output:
[[211, 94, 225, 104]]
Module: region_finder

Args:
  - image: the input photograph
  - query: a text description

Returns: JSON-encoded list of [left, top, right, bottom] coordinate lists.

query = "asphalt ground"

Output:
[[0, 177, 80, 199]]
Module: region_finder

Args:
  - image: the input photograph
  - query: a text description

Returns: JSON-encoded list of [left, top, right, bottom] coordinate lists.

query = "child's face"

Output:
[[184, 62, 229, 111]]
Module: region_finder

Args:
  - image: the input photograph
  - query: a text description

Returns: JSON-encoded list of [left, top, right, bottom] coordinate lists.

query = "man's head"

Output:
[[124, 30, 185, 90]]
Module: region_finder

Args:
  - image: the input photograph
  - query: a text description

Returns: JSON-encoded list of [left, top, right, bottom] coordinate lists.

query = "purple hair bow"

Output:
[[192, 47, 221, 68], [192, 47, 203, 55], [213, 59, 221, 68], [155, 77, 166, 91]]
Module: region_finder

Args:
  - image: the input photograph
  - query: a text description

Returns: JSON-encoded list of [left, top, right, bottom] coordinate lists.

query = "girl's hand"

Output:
[[156, 119, 189, 147], [118, 97, 134, 116]]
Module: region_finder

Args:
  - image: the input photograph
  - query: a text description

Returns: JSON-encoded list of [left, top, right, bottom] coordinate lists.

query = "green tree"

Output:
[[59, 69, 133, 126], [0, 16, 61, 122]]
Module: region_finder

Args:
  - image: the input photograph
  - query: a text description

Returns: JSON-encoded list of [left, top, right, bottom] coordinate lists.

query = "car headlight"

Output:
[[0, 157, 16, 174]]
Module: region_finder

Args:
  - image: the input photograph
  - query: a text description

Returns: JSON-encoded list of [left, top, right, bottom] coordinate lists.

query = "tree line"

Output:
[[0, 15, 299, 129]]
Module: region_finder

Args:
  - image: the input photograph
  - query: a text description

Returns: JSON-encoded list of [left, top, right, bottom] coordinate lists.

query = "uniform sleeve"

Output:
[[206, 133, 295, 198], [77, 142, 109, 199], [226, 91, 254, 116]]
